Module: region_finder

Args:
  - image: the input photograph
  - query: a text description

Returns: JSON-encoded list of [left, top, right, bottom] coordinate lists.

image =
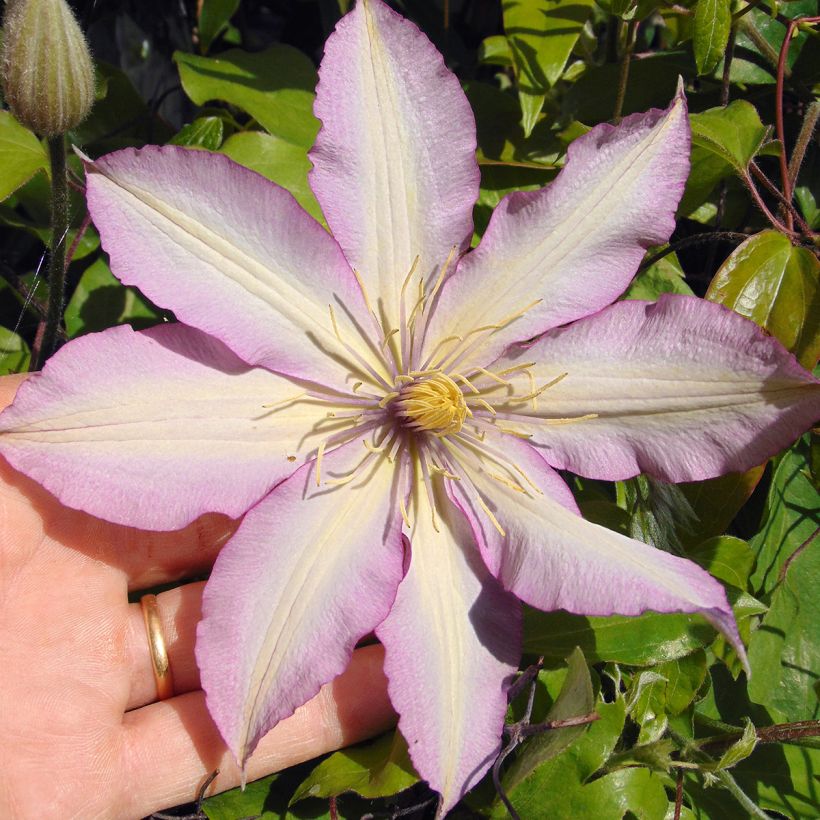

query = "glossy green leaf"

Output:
[[795, 185, 820, 230], [689, 101, 769, 174], [687, 537, 755, 590], [0, 326, 31, 374], [706, 230, 820, 369], [523, 606, 715, 666], [290, 731, 417, 803], [175, 47, 319, 147], [64, 258, 165, 338], [169, 116, 225, 150], [198, 0, 240, 53], [0, 112, 48, 201], [503, 0, 595, 136], [502, 648, 596, 791], [693, 0, 731, 75], [220, 131, 324, 225]]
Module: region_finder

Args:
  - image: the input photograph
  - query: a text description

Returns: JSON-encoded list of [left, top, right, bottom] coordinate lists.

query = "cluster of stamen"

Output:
[[395, 372, 468, 435], [263, 250, 597, 535]]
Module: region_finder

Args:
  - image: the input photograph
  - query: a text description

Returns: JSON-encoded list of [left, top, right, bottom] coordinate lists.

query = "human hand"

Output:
[[0, 373, 396, 819]]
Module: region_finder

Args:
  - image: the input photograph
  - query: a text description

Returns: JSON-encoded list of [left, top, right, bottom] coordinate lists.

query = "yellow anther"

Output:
[[453, 373, 480, 394], [396, 373, 468, 436], [399, 498, 411, 528], [315, 441, 327, 487], [477, 497, 506, 537], [470, 398, 496, 415]]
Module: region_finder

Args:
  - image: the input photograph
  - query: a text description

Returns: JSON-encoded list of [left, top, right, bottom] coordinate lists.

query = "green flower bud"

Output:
[[1, 0, 94, 135]]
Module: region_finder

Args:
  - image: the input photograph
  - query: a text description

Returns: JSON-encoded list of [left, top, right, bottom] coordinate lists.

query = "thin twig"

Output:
[[740, 170, 799, 236], [64, 211, 92, 270], [749, 162, 816, 235], [637, 232, 750, 273], [775, 16, 820, 231], [674, 770, 684, 820]]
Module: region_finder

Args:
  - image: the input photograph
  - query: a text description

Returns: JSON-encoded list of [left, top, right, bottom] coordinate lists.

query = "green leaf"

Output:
[[687, 536, 755, 590], [169, 116, 225, 150], [220, 131, 324, 225], [0, 112, 49, 201], [677, 467, 766, 549], [503, 0, 595, 136], [502, 648, 596, 791], [747, 442, 819, 723], [198, 0, 241, 54], [478, 34, 514, 67], [712, 718, 758, 771], [689, 101, 769, 174], [64, 258, 165, 338], [750, 437, 818, 597], [493, 697, 668, 819], [0, 326, 31, 374], [523, 606, 715, 665], [795, 185, 820, 231], [175, 46, 319, 147], [290, 731, 417, 803], [624, 251, 694, 301], [706, 230, 820, 369], [693, 0, 731, 75]]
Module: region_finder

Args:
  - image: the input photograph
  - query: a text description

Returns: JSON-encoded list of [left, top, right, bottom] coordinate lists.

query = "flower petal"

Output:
[[424, 92, 690, 370], [197, 441, 405, 765], [310, 0, 480, 333], [446, 435, 744, 664], [86, 146, 378, 388], [376, 469, 520, 814], [494, 294, 820, 482], [0, 323, 339, 530]]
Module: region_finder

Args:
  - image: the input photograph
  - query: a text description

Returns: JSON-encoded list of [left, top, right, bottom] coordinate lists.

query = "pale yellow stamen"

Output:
[[396, 373, 468, 436], [477, 497, 505, 536], [315, 441, 327, 486]]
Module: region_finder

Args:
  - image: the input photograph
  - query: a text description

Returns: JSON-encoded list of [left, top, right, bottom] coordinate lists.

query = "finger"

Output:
[[126, 582, 206, 710], [119, 643, 396, 819], [0, 375, 239, 589]]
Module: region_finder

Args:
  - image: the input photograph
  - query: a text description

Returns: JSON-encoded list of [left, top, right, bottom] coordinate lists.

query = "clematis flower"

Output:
[[1, 0, 819, 812]]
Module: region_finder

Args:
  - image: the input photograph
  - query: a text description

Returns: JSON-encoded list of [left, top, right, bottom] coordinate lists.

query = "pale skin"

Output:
[[0, 373, 396, 819]]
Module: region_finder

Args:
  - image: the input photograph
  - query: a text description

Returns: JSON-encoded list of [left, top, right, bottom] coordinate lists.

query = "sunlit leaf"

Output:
[[169, 116, 225, 150], [175, 47, 319, 147], [689, 101, 769, 174], [0, 112, 49, 202], [707, 230, 820, 369], [503, 0, 595, 136]]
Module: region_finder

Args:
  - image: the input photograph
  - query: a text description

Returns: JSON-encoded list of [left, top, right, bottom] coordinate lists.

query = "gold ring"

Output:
[[140, 594, 174, 701]]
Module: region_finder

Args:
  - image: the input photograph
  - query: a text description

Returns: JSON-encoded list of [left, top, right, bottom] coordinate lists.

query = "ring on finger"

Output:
[[140, 594, 175, 701]]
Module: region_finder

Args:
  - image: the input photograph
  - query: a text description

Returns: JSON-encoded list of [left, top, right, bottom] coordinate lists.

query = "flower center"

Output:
[[395, 373, 468, 436]]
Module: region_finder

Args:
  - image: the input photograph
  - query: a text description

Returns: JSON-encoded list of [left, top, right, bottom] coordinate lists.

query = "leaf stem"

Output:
[[740, 170, 798, 237], [637, 232, 750, 273], [788, 100, 820, 189], [748, 162, 816, 236], [613, 20, 638, 124], [31, 135, 70, 370]]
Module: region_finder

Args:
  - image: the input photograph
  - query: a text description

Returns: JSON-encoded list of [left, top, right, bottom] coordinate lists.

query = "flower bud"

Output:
[[1, 0, 95, 135]]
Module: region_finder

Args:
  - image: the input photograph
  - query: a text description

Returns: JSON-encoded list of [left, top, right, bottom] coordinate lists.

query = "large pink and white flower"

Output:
[[1, 0, 818, 812]]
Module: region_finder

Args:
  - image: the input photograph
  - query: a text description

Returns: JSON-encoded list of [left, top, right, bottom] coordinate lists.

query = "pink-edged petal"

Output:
[[310, 0, 480, 333], [0, 323, 339, 530], [423, 91, 690, 371], [493, 294, 820, 482], [197, 441, 404, 765], [376, 469, 520, 815], [444, 434, 745, 667], [86, 146, 380, 388]]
